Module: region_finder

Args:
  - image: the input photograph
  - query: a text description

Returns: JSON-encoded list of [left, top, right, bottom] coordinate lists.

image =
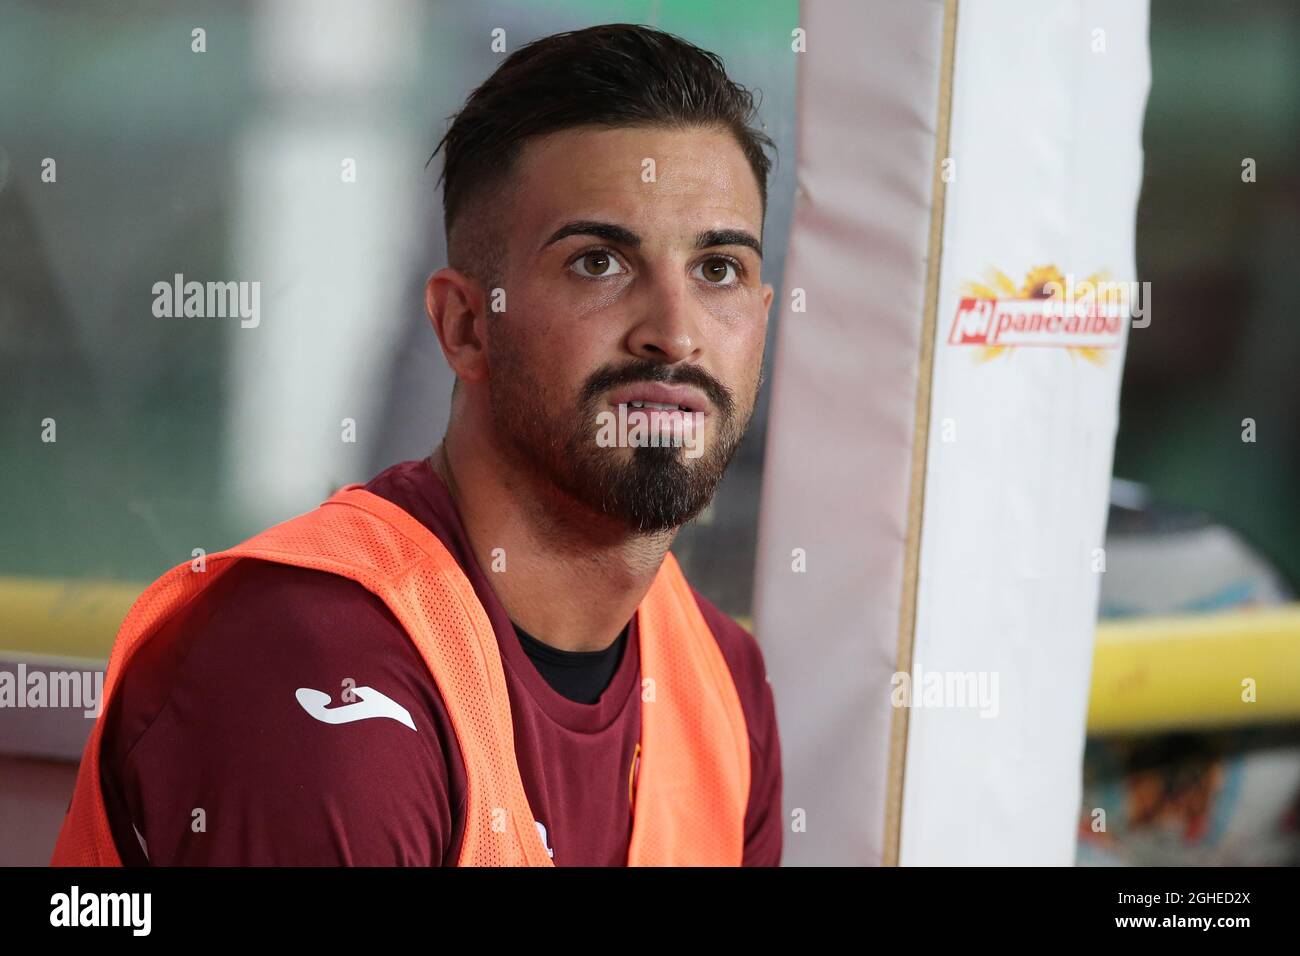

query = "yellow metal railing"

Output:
[[1087, 604, 1300, 733], [0, 577, 139, 660]]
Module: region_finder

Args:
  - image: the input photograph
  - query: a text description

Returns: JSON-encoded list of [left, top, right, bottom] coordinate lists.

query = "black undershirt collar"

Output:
[[511, 620, 630, 705]]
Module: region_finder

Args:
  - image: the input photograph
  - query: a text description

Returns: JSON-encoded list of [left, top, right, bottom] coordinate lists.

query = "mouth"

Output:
[[605, 382, 711, 418]]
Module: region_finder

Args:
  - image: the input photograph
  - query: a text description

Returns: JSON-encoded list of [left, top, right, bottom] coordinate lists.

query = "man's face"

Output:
[[485, 124, 773, 534]]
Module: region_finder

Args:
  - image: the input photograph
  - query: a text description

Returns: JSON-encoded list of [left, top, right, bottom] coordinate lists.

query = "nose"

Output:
[[625, 268, 704, 365]]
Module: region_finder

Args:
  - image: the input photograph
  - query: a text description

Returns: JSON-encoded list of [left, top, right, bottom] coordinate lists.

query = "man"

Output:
[[52, 23, 782, 866]]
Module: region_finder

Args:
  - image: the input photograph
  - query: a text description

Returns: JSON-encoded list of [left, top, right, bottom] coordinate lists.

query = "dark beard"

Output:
[[489, 353, 751, 534]]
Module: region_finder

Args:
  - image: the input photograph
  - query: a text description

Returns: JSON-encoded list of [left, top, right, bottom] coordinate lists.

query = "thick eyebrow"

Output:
[[697, 228, 763, 259], [540, 220, 763, 259], [542, 220, 641, 251]]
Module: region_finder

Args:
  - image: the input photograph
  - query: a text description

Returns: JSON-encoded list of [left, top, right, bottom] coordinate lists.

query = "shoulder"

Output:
[[107, 556, 449, 760], [113, 558, 428, 707], [688, 584, 772, 697], [103, 557, 463, 865]]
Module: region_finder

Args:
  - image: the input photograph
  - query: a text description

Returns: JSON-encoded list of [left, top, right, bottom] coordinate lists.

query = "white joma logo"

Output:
[[295, 686, 416, 730]]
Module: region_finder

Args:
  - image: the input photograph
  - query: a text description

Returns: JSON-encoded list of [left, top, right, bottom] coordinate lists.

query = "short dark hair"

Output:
[[430, 23, 776, 285]]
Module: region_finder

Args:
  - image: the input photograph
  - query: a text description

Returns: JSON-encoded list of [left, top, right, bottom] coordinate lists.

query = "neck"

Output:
[[430, 425, 676, 654]]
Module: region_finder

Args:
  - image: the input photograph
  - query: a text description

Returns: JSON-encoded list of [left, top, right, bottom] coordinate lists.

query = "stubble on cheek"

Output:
[[485, 310, 605, 499]]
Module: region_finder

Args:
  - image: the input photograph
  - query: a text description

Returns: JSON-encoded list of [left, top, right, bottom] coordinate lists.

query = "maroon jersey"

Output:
[[99, 459, 782, 865]]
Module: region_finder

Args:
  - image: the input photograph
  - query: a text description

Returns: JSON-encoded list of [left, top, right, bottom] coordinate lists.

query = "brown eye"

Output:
[[570, 251, 624, 278], [694, 257, 738, 285]]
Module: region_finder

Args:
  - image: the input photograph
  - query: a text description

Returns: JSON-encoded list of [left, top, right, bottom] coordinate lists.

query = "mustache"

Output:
[[579, 361, 735, 417]]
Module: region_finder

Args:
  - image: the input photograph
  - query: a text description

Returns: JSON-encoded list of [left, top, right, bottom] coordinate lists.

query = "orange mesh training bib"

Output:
[[50, 486, 750, 866]]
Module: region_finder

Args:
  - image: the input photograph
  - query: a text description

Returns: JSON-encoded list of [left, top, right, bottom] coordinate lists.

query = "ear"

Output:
[[426, 268, 489, 383], [761, 281, 775, 316]]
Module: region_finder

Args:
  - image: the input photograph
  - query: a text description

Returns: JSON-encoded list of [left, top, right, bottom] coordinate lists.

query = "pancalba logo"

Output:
[[949, 265, 1130, 364]]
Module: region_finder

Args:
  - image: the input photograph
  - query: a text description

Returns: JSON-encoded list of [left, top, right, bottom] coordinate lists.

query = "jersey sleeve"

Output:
[[99, 559, 467, 866], [690, 587, 784, 866]]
